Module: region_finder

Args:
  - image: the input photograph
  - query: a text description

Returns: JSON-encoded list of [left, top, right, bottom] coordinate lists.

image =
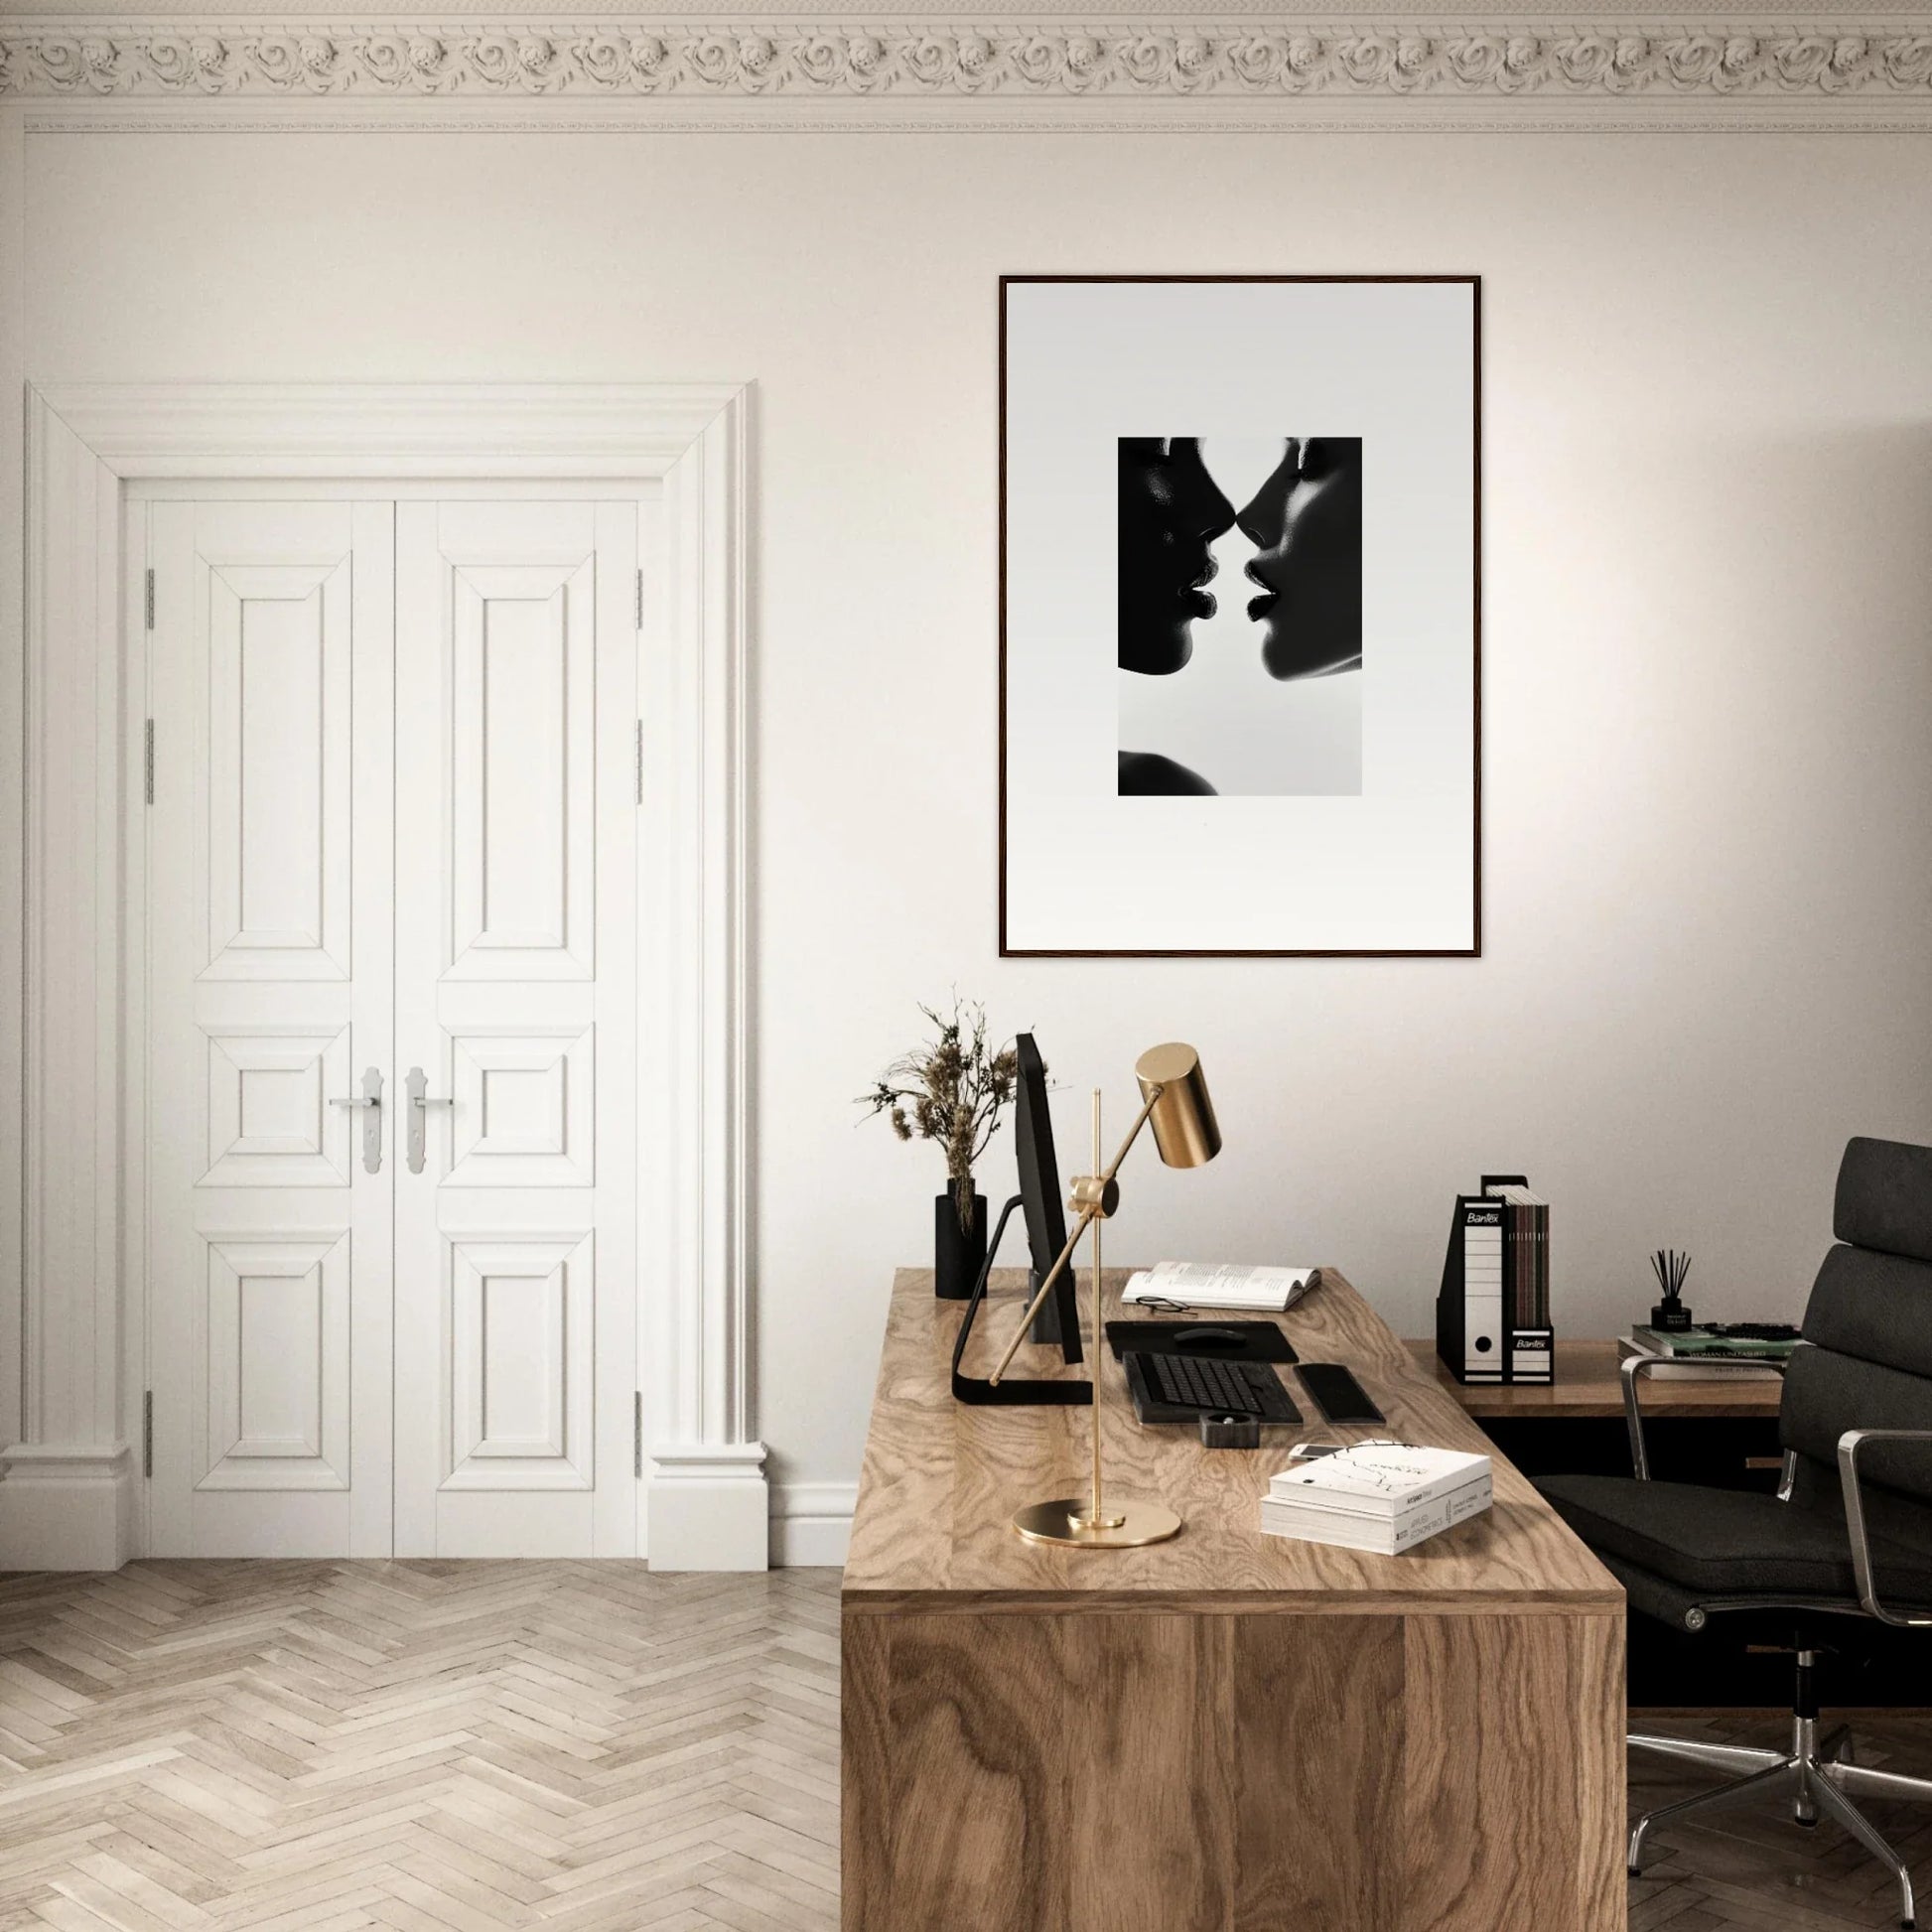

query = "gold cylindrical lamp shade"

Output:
[[1135, 1042, 1221, 1170]]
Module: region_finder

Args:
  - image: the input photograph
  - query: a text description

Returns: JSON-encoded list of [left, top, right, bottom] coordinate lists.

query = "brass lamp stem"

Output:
[[986, 1084, 1165, 1388], [1008, 1044, 1207, 1553], [1093, 1089, 1104, 1526], [1068, 1090, 1124, 1533]]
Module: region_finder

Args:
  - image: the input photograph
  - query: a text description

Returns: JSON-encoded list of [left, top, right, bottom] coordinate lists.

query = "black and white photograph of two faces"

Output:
[[1000, 276, 1477, 956], [1118, 435, 1364, 798]]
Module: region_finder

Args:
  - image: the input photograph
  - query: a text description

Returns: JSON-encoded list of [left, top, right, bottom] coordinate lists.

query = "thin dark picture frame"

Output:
[[997, 272, 1482, 959]]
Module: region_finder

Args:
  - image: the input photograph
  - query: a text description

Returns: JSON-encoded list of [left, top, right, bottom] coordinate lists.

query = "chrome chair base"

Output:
[[1629, 1707, 1932, 1929]]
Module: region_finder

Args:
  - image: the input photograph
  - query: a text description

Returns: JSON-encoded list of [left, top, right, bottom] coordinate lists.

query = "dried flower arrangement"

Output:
[[860, 998, 1022, 1232]]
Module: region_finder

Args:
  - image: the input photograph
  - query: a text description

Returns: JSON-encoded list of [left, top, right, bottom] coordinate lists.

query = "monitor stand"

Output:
[[950, 1195, 1091, 1407]]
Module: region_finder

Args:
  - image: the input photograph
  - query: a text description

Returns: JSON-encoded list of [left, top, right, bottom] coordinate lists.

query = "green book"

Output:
[[1631, 1324, 1798, 1360]]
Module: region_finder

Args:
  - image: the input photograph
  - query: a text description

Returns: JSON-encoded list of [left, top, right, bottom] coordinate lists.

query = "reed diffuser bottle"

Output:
[[1650, 1248, 1694, 1332]]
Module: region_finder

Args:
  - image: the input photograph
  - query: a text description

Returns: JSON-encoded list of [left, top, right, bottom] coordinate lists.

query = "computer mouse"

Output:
[[1173, 1325, 1246, 1350]]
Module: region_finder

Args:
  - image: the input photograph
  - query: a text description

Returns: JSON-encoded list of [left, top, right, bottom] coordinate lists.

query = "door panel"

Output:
[[203, 563, 352, 980], [200, 1232, 350, 1489], [148, 501, 394, 1557], [446, 1230, 593, 1487], [445, 1026, 596, 1188], [394, 501, 637, 1557], [449, 563, 596, 979], [201, 1025, 353, 1186]]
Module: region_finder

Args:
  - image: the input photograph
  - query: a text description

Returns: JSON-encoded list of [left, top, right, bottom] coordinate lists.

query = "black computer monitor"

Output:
[[1014, 1034, 1082, 1362], [948, 1032, 1089, 1405]]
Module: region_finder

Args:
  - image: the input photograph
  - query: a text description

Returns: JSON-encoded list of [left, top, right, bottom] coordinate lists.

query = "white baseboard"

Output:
[[0, 1443, 857, 1574], [771, 1480, 855, 1569], [645, 1443, 769, 1571], [0, 1444, 136, 1571]]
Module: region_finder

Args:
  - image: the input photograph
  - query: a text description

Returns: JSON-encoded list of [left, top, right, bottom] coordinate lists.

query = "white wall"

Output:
[[17, 126, 1932, 1541]]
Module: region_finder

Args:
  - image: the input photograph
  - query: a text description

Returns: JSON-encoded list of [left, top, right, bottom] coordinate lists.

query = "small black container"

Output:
[[1651, 1300, 1695, 1332], [934, 1185, 988, 1301]]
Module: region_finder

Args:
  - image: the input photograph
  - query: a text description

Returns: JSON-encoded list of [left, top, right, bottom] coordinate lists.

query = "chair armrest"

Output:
[[1620, 1351, 1788, 1481], [1837, 1429, 1932, 1627]]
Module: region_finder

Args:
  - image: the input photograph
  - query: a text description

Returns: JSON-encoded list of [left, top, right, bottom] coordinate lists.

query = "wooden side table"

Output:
[[1406, 1337, 1783, 1422]]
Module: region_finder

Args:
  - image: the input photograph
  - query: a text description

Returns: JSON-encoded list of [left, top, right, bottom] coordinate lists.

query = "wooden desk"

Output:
[[1407, 1337, 1785, 1419], [843, 1269, 1625, 1932]]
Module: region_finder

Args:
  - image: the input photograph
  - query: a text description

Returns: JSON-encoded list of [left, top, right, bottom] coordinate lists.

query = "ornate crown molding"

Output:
[[3, 17, 1931, 108]]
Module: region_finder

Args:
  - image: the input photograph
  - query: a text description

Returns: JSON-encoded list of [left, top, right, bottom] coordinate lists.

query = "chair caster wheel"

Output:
[[1796, 1815, 1819, 1829], [1627, 1868, 1641, 1878]]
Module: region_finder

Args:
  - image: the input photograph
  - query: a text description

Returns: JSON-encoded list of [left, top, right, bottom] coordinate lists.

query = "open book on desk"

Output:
[[1122, 1261, 1318, 1313]]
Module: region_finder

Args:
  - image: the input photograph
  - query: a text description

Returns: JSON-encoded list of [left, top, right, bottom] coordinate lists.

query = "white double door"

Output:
[[146, 494, 639, 1558]]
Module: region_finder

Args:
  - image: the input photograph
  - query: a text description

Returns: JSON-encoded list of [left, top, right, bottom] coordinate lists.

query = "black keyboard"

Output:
[[1129, 1351, 1303, 1423]]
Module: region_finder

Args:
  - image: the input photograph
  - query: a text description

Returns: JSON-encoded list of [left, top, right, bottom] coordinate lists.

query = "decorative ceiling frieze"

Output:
[[3, 16, 1930, 120]]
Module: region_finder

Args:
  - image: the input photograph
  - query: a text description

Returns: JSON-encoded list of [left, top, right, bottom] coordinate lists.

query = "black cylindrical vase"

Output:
[[934, 1184, 988, 1300]]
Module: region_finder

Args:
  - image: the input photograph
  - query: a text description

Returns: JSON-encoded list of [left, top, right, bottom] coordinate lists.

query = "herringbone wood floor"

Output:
[[0, 1563, 840, 1931], [1, 1564, 1928, 1929]]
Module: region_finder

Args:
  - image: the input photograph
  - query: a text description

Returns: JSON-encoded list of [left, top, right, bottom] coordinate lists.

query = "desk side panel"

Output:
[[841, 1605, 1620, 1932], [865, 1610, 1069, 1930], [1232, 1613, 1406, 1931], [840, 1612, 892, 1932], [1402, 1611, 1626, 1932], [1064, 1613, 1234, 1931]]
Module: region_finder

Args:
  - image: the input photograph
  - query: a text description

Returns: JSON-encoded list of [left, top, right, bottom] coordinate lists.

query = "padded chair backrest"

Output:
[[1781, 1138, 1932, 1508]]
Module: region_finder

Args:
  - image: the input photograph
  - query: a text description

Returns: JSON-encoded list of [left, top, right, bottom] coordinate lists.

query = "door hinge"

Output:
[[634, 720, 644, 806], [633, 1392, 643, 1479], [144, 568, 155, 631], [142, 1391, 153, 1478], [634, 567, 644, 631], [144, 720, 155, 805]]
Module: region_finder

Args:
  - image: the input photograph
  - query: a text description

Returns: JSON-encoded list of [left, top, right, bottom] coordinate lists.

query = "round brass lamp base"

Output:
[[1011, 1497, 1182, 1549]]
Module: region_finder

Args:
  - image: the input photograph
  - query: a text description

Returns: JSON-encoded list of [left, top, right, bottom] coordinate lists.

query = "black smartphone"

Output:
[[1298, 1363, 1385, 1426]]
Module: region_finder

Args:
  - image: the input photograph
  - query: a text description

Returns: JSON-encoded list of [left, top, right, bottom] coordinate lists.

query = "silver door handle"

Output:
[[405, 1066, 454, 1175], [330, 1066, 384, 1174]]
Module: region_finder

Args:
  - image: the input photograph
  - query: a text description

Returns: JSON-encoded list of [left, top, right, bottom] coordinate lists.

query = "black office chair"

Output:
[[1538, 1136, 1932, 1930]]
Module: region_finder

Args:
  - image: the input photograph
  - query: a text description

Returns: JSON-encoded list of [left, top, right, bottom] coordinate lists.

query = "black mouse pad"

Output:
[[1104, 1320, 1298, 1365]]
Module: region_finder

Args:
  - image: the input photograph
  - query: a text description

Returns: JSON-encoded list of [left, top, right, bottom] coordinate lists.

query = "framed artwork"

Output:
[[999, 275, 1480, 956]]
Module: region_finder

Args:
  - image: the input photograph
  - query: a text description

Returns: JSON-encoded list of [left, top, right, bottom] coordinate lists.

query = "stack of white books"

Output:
[[1260, 1444, 1493, 1555], [1121, 1261, 1317, 1312]]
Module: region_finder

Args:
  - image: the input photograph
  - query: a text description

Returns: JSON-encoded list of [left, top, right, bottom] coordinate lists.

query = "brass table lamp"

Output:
[[988, 1041, 1221, 1549]]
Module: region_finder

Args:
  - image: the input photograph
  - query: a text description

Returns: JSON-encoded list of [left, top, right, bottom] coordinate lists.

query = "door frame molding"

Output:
[[6, 381, 762, 1572]]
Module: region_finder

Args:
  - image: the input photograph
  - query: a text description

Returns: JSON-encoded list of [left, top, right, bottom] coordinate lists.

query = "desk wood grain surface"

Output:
[[843, 1267, 1620, 1614]]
